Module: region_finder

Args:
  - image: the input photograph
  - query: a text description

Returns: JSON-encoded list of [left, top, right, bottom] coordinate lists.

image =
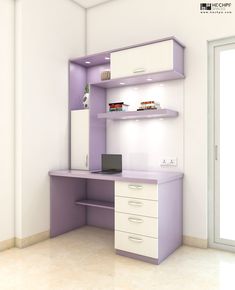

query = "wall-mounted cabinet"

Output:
[[111, 39, 183, 79]]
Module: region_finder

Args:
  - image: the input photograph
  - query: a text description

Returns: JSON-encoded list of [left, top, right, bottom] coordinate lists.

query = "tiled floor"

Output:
[[0, 226, 235, 290]]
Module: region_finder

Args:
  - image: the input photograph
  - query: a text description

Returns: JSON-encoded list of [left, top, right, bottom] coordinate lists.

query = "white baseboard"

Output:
[[15, 231, 50, 248], [183, 235, 208, 249], [0, 238, 15, 252]]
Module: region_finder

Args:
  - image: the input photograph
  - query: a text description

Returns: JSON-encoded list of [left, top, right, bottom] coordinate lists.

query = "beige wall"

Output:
[[15, 0, 85, 238], [0, 0, 14, 242], [87, 0, 235, 239]]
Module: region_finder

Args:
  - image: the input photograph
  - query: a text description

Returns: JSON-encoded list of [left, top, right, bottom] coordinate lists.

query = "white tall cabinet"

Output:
[[71, 110, 89, 170]]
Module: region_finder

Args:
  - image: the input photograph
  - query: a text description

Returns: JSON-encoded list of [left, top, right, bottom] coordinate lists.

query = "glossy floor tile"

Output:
[[0, 226, 235, 290]]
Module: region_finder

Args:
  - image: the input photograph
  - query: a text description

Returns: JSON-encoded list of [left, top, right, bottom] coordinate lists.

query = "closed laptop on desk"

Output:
[[93, 154, 122, 174]]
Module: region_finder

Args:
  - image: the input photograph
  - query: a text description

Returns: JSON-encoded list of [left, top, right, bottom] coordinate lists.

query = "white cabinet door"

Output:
[[71, 110, 89, 170], [111, 40, 174, 79]]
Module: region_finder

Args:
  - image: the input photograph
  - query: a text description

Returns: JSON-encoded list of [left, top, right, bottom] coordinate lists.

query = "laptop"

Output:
[[92, 154, 122, 174]]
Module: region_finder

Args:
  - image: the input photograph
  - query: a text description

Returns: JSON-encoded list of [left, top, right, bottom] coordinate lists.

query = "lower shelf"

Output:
[[75, 199, 114, 210]]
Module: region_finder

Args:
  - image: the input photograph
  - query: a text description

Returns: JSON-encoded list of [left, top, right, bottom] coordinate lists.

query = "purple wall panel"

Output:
[[89, 85, 106, 170], [87, 207, 114, 230], [87, 64, 110, 84], [69, 62, 87, 110], [158, 179, 183, 263], [173, 41, 184, 76], [86, 179, 114, 229], [87, 179, 114, 203], [50, 176, 86, 237]]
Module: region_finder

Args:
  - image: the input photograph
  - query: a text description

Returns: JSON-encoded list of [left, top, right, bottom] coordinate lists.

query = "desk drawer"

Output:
[[115, 181, 157, 200], [115, 231, 158, 259], [115, 196, 158, 217], [115, 212, 158, 238]]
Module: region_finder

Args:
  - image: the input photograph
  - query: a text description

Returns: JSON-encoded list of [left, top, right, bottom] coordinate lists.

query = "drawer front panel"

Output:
[[115, 181, 157, 200], [115, 212, 158, 238], [111, 40, 173, 79], [115, 196, 158, 217], [115, 231, 158, 259]]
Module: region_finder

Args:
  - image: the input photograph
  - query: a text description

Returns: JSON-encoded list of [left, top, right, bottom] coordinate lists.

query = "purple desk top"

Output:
[[49, 170, 183, 184]]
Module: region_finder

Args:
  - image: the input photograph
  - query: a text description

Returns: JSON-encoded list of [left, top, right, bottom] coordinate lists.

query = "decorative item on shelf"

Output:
[[109, 102, 129, 112], [137, 100, 161, 111], [82, 84, 90, 109], [101, 70, 111, 81]]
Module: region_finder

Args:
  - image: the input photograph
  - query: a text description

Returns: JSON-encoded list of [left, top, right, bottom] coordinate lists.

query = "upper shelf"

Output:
[[97, 109, 178, 120], [91, 71, 184, 89], [70, 36, 185, 67]]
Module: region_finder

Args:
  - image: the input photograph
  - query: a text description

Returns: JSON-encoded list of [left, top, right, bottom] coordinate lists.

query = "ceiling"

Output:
[[73, 0, 115, 9]]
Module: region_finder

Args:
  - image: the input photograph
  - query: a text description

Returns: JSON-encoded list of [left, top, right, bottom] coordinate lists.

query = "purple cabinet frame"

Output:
[[69, 36, 184, 170], [50, 36, 185, 264]]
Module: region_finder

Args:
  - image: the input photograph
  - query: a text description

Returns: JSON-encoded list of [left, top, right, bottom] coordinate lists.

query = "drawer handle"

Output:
[[128, 184, 143, 190], [128, 217, 143, 223], [128, 201, 143, 207], [128, 236, 143, 243], [133, 68, 146, 74]]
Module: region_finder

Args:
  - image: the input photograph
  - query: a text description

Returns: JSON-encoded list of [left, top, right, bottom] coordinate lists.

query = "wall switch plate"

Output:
[[160, 158, 178, 167]]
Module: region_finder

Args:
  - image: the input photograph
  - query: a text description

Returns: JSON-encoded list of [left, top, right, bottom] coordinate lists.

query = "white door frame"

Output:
[[208, 36, 235, 251]]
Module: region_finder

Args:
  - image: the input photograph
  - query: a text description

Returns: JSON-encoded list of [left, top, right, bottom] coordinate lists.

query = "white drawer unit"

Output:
[[115, 212, 158, 238], [115, 196, 158, 217], [115, 181, 157, 200], [115, 231, 158, 259], [111, 40, 175, 79]]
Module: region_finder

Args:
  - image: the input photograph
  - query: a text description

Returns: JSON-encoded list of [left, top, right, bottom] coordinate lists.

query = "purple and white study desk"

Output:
[[49, 169, 183, 264]]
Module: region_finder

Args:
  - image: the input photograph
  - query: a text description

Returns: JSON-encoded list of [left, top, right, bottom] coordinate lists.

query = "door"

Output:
[[71, 109, 89, 170], [209, 38, 235, 250]]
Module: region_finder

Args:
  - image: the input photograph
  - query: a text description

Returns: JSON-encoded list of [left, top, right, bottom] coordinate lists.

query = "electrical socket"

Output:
[[167, 158, 177, 166], [160, 158, 168, 166], [160, 158, 178, 167]]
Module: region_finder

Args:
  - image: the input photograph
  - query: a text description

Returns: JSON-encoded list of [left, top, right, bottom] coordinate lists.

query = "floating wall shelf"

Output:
[[75, 200, 114, 210], [97, 109, 178, 120], [91, 71, 184, 89]]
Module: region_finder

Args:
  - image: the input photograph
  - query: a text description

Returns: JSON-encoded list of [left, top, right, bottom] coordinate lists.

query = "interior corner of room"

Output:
[[1, 0, 234, 269]]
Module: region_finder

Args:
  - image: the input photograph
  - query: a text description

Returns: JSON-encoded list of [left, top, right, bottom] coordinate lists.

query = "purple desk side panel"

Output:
[[50, 176, 86, 237], [69, 63, 87, 111], [86, 179, 114, 230], [158, 179, 183, 263]]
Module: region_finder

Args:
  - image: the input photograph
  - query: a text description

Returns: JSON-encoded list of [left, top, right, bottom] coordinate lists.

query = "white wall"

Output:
[[0, 0, 14, 242], [87, 0, 235, 240], [106, 81, 184, 171], [15, 0, 85, 238]]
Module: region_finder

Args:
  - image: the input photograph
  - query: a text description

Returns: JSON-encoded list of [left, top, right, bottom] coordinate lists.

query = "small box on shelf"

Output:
[[101, 70, 111, 81]]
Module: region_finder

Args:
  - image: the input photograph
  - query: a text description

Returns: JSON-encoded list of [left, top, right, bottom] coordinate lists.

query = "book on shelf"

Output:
[[108, 102, 129, 112], [108, 102, 124, 106]]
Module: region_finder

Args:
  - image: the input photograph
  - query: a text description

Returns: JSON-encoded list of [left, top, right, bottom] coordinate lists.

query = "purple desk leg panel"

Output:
[[158, 179, 183, 263], [50, 176, 86, 237], [86, 179, 114, 230]]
